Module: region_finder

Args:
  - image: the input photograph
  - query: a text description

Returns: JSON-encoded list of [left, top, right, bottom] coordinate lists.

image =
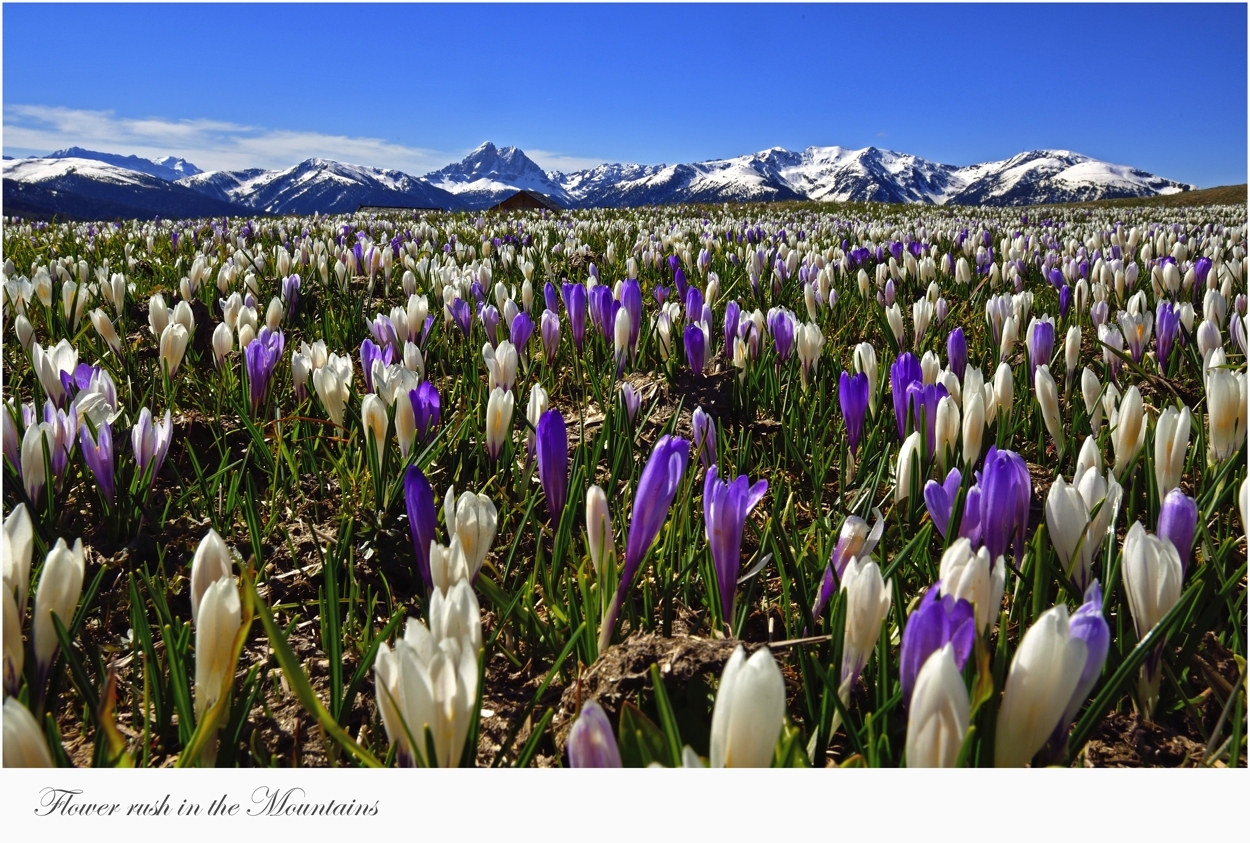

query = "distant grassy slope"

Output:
[[1055, 184, 1246, 209]]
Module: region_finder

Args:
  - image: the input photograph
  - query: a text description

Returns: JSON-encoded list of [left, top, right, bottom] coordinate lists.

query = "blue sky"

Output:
[[4, 3, 1246, 185]]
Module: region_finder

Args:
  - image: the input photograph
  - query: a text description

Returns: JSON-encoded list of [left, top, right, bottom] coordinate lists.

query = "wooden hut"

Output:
[[487, 190, 563, 213]]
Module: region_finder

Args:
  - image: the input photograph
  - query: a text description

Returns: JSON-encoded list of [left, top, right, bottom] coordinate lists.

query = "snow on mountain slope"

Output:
[[426, 142, 572, 209], [5, 156, 158, 188], [176, 158, 464, 214], [943, 149, 1192, 206], [45, 147, 202, 181], [3, 157, 252, 219], [7, 143, 1197, 217]]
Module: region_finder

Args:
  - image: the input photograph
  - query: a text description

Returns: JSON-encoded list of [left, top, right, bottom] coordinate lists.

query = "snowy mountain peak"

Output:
[[426, 141, 570, 209], [46, 146, 203, 181]]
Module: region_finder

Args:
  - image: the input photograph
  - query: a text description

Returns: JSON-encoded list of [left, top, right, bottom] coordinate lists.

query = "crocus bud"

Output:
[[994, 604, 1090, 767], [895, 431, 922, 502], [442, 486, 499, 582], [158, 323, 190, 378], [1035, 365, 1063, 455], [939, 538, 1005, 634], [14, 313, 35, 351], [993, 361, 1014, 428], [709, 645, 785, 768], [921, 351, 941, 385], [886, 303, 905, 348], [935, 395, 960, 471], [905, 644, 970, 768], [1152, 406, 1191, 497], [485, 387, 513, 461], [1121, 521, 1183, 715], [362, 393, 389, 463], [947, 327, 967, 381], [190, 528, 232, 628], [1205, 367, 1247, 462], [525, 383, 548, 459], [193, 574, 242, 725], [1081, 367, 1104, 431], [312, 353, 352, 427], [1064, 325, 1081, 383], [1110, 385, 1146, 478], [962, 390, 985, 468], [536, 410, 569, 521], [853, 342, 879, 416], [796, 322, 824, 390], [1156, 489, 1198, 574], [691, 406, 717, 470], [613, 306, 631, 374], [148, 293, 169, 337], [567, 700, 622, 768], [33, 537, 85, 677], [840, 557, 892, 695], [3, 503, 34, 617], [586, 484, 614, 584], [3, 697, 53, 767], [90, 309, 122, 356]]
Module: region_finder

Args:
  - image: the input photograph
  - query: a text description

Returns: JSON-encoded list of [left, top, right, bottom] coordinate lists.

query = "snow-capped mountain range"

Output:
[[4, 141, 1196, 220]]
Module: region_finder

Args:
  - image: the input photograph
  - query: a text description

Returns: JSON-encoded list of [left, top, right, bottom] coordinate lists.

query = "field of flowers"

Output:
[[1, 200, 1246, 768]]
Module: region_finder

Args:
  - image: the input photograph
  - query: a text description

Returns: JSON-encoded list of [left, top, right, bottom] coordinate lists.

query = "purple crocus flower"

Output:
[[1155, 300, 1179, 370], [566, 700, 622, 768], [947, 327, 967, 381], [1047, 268, 1065, 288], [281, 274, 300, 319], [1039, 580, 1110, 764], [540, 309, 561, 365], [899, 585, 976, 706], [1193, 257, 1213, 290], [603, 436, 690, 647], [923, 468, 982, 543], [368, 313, 400, 352], [360, 338, 391, 394], [704, 465, 768, 623], [589, 285, 617, 342], [481, 304, 501, 348], [684, 323, 706, 374], [404, 466, 437, 591], [1156, 488, 1198, 574], [723, 300, 742, 357], [653, 286, 669, 306], [674, 267, 688, 302], [132, 407, 173, 485], [1027, 319, 1055, 383], [1059, 285, 1072, 319], [41, 400, 77, 482], [245, 327, 284, 413], [510, 311, 534, 352], [890, 353, 923, 441], [561, 283, 588, 352], [768, 309, 796, 361], [620, 383, 641, 425], [79, 421, 115, 502], [544, 281, 559, 313], [839, 371, 869, 458], [451, 297, 472, 339], [979, 446, 1031, 565], [621, 279, 642, 352], [536, 409, 569, 522], [906, 381, 949, 454], [410, 381, 441, 443], [691, 406, 716, 470], [685, 286, 703, 326]]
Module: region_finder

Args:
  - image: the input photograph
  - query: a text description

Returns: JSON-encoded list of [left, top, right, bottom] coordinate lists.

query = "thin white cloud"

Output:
[[524, 149, 615, 173], [2, 104, 460, 174]]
